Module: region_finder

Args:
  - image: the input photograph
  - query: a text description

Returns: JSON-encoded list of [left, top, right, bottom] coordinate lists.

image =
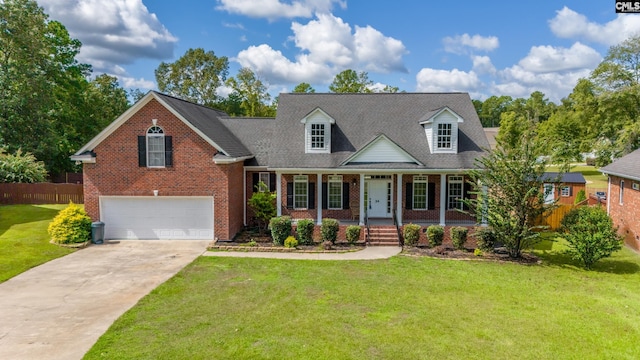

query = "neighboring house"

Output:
[[71, 91, 489, 241], [541, 172, 587, 205], [600, 149, 640, 251]]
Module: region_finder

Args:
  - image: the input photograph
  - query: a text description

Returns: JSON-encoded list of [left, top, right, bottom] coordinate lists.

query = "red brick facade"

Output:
[[83, 98, 244, 240], [607, 175, 640, 250]]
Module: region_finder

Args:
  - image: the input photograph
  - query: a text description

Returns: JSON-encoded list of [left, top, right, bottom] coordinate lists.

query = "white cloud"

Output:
[[549, 6, 640, 46], [496, 64, 591, 102], [216, 0, 346, 20], [518, 42, 602, 73], [119, 76, 155, 89], [236, 13, 407, 85], [471, 56, 496, 75], [415, 68, 482, 93], [39, 0, 177, 73], [443, 34, 499, 54]]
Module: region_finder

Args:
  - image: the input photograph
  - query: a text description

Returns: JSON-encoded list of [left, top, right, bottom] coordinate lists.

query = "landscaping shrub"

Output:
[[560, 206, 622, 270], [0, 148, 47, 183], [48, 202, 91, 244], [247, 182, 276, 233], [321, 218, 339, 244], [321, 240, 333, 250], [268, 216, 291, 246], [296, 219, 315, 245], [451, 226, 468, 250], [426, 225, 444, 247], [475, 227, 496, 252], [402, 224, 421, 246], [284, 236, 298, 248], [346, 225, 361, 244], [574, 189, 587, 204]]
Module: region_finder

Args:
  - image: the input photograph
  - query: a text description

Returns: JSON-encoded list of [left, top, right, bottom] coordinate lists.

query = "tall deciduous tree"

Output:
[[292, 82, 315, 93], [329, 69, 373, 93], [225, 67, 273, 117], [155, 48, 229, 106]]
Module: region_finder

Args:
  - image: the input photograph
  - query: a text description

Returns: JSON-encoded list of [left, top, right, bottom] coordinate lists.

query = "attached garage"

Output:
[[100, 196, 214, 240]]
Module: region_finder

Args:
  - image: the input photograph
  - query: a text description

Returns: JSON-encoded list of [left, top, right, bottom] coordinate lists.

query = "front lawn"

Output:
[[85, 246, 640, 359], [0, 204, 75, 282]]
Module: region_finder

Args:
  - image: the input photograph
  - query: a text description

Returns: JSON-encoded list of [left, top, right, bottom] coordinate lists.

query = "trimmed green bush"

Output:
[[48, 202, 91, 244], [451, 226, 468, 250], [268, 216, 291, 246], [574, 189, 587, 204], [474, 227, 496, 252], [403, 224, 421, 246], [560, 206, 622, 270], [296, 219, 315, 245], [0, 148, 47, 183], [321, 218, 339, 244], [426, 225, 444, 247], [346, 225, 361, 244], [284, 236, 298, 248]]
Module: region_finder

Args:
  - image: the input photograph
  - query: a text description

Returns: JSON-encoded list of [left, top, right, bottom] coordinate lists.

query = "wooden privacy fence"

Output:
[[534, 204, 575, 230], [0, 183, 83, 205]]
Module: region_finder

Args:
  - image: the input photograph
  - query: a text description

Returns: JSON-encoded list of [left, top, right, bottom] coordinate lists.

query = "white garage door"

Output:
[[100, 197, 214, 240]]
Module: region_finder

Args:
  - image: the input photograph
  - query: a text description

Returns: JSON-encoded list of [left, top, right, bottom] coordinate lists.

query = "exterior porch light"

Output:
[[352, 178, 357, 186], [153, 190, 159, 196]]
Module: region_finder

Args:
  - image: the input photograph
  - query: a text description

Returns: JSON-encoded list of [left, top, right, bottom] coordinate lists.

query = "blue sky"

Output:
[[39, 0, 640, 103]]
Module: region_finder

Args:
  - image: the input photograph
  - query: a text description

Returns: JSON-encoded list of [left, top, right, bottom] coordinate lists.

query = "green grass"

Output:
[[0, 204, 75, 282], [548, 164, 609, 189], [85, 246, 640, 359]]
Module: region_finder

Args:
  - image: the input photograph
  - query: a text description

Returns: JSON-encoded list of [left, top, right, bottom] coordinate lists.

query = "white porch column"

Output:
[[359, 174, 365, 225], [317, 173, 322, 225], [276, 172, 282, 216], [481, 184, 488, 227], [439, 174, 447, 226], [396, 174, 403, 226]]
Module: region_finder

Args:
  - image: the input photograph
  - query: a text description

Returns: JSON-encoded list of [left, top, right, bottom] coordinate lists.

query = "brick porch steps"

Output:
[[367, 226, 400, 246]]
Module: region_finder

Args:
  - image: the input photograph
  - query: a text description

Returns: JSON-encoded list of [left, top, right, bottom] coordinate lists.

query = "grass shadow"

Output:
[[535, 249, 640, 274], [0, 204, 62, 237]]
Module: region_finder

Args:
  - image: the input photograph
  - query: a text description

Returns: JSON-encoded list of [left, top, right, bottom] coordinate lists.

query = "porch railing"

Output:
[[392, 208, 403, 246], [364, 207, 370, 245]]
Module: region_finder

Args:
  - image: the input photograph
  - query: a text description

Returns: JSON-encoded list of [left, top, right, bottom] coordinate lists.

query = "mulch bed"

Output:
[[402, 245, 541, 264]]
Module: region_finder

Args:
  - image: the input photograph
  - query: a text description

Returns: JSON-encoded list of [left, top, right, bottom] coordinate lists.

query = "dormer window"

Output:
[[419, 107, 464, 154], [437, 123, 452, 149], [311, 123, 326, 149], [301, 108, 335, 154]]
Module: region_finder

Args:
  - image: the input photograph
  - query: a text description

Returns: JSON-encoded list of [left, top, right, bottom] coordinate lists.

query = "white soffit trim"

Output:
[[300, 107, 336, 124], [419, 106, 464, 125]]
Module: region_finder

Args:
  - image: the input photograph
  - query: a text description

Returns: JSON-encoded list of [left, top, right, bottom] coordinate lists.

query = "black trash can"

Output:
[[91, 222, 105, 244]]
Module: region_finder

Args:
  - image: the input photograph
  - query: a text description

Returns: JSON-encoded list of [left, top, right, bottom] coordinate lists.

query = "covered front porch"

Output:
[[273, 172, 480, 227]]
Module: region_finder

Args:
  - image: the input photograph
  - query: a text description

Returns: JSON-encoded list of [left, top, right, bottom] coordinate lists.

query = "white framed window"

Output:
[[437, 123, 452, 149], [310, 123, 326, 149], [294, 175, 308, 209], [448, 175, 463, 210], [633, 182, 639, 191], [259, 172, 270, 192], [561, 186, 571, 197], [328, 175, 343, 209], [147, 126, 165, 167], [620, 180, 625, 205], [413, 175, 428, 210]]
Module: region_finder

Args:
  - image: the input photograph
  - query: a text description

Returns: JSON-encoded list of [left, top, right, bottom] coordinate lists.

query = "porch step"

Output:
[[367, 226, 400, 246]]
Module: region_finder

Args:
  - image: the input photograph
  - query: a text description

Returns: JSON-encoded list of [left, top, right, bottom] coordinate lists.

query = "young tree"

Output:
[[467, 115, 555, 258], [328, 69, 373, 93], [0, 149, 48, 183], [560, 206, 622, 270], [155, 48, 229, 106], [247, 182, 276, 234]]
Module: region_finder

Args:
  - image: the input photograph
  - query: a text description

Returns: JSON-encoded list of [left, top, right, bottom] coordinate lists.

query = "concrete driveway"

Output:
[[0, 240, 209, 360]]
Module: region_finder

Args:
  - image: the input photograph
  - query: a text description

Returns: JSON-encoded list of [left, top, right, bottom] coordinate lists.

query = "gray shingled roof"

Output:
[[269, 93, 489, 170], [153, 92, 253, 158], [542, 172, 586, 184], [218, 117, 274, 166], [600, 148, 640, 181]]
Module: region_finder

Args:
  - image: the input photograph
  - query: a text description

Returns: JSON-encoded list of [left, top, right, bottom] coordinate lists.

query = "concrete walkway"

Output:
[[203, 245, 402, 260], [0, 240, 209, 360]]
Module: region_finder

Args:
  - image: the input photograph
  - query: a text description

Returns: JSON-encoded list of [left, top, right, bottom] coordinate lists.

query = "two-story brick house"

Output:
[[72, 91, 489, 242]]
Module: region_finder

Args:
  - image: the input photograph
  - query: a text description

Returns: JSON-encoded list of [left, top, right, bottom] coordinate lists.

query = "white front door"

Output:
[[367, 180, 392, 217]]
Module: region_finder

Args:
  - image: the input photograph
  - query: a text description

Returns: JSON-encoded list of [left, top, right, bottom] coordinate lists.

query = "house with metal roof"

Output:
[[600, 149, 640, 250], [72, 91, 490, 243]]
